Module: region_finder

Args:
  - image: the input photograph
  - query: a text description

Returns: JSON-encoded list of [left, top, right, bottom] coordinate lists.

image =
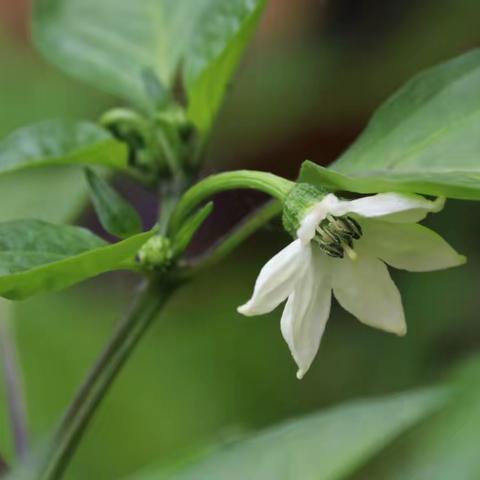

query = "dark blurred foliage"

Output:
[[0, 1, 480, 478]]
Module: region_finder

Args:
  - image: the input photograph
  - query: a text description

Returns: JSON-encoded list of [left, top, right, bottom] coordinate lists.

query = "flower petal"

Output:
[[238, 239, 310, 316], [332, 253, 406, 335], [297, 194, 341, 242], [328, 193, 444, 223], [361, 220, 466, 272], [281, 250, 332, 379]]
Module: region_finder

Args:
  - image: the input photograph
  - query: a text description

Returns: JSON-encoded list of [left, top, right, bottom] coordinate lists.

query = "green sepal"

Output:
[[172, 202, 214, 257], [282, 183, 329, 238]]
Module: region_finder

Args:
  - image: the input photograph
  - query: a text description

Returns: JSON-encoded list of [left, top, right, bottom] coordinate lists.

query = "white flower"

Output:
[[238, 192, 465, 379]]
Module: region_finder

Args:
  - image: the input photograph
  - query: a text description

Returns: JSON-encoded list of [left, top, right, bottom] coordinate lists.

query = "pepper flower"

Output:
[[238, 185, 465, 379]]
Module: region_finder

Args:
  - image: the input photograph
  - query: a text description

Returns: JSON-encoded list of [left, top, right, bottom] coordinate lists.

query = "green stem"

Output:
[[36, 170, 289, 479], [39, 279, 177, 480], [178, 200, 282, 278], [154, 129, 183, 179], [157, 176, 190, 235], [168, 171, 294, 234]]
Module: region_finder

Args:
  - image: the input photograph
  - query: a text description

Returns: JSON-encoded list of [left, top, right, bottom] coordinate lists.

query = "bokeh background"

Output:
[[1, 0, 480, 478]]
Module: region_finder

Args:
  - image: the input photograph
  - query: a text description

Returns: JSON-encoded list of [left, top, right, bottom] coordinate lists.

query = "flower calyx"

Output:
[[283, 183, 363, 259], [282, 183, 328, 237]]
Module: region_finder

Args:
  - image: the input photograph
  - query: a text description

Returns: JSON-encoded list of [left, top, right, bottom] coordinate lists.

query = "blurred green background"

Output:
[[1, 0, 480, 478]]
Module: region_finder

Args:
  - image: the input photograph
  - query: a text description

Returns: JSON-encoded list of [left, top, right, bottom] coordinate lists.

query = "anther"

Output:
[[313, 237, 344, 258], [316, 226, 340, 244], [314, 215, 363, 259], [343, 217, 363, 239]]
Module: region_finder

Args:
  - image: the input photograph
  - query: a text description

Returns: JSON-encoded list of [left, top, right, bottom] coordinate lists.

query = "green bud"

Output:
[[100, 108, 148, 144], [100, 108, 156, 173], [138, 235, 173, 271], [282, 183, 329, 238]]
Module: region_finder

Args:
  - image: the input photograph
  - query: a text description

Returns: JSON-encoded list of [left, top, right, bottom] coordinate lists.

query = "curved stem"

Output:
[[168, 171, 293, 234], [178, 200, 282, 278], [39, 279, 177, 480]]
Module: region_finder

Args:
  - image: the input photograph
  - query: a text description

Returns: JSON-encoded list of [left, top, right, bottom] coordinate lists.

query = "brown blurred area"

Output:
[[0, 0, 29, 40]]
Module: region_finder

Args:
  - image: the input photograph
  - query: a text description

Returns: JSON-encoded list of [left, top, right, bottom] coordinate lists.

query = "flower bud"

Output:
[[138, 235, 173, 271]]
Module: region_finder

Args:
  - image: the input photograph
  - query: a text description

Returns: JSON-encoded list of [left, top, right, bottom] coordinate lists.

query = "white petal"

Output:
[[361, 220, 466, 272], [297, 194, 341, 242], [332, 253, 406, 335], [238, 239, 311, 316], [327, 193, 445, 223], [281, 250, 332, 379]]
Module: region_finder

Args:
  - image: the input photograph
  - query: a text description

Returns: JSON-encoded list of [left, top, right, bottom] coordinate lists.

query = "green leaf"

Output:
[[299, 162, 480, 200], [185, 0, 267, 133], [33, 0, 266, 129], [0, 220, 153, 299], [142, 68, 171, 110], [0, 120, 128, 176], [301, 49, 480, 200], [85, 168, 142, 238], [353, 357, 480, 480], [129, 387, 449, 480], [0, 167, 89, 223]]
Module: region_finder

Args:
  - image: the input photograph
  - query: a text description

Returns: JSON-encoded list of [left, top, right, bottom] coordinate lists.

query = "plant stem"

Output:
[[179, 200, 282, 278], [0, 302, 29, 463], [168, 170, 294, 234], [39, 279, 177, 480]]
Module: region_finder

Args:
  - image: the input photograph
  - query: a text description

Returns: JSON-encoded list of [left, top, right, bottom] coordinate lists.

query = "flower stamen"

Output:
[[344, 244, 358, 261], [314, 215, 363, 258]]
